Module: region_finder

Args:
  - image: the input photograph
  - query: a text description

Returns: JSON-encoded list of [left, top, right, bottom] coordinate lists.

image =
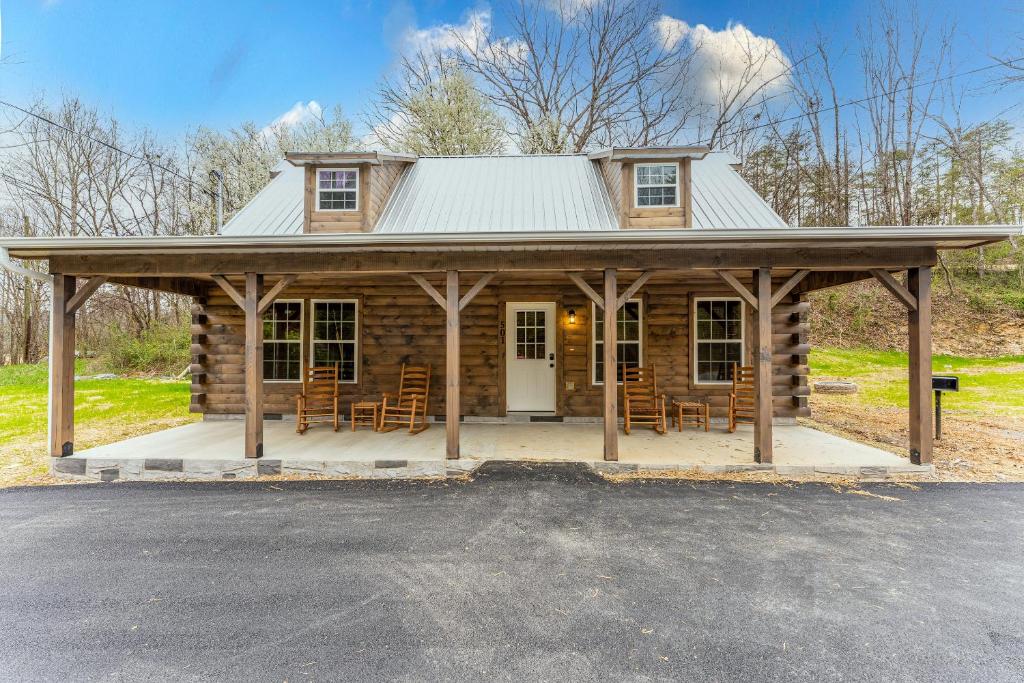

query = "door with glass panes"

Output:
[[505, 302, 556, 411]]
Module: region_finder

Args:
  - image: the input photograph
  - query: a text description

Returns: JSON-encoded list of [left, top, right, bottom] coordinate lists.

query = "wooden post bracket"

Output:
[[870, 269, 918, 311], [569, 271, 653, 311], [64, 276, 108, 315], [716, 269, 811, 310], [257, 275, 298, 315], [568, 273, 604, 309], [410, 274, 448, 311], [412, 272, 496, 312], [211, 274, 246, 309]]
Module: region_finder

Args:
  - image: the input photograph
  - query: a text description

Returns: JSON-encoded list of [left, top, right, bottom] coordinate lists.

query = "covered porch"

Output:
[[7, 226, 1011, 477], [54, 419, 930, 482]]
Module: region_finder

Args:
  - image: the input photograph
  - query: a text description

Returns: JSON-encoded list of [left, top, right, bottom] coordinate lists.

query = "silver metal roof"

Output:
[[5, 226, 1017, 259], [221, 160, 304, 237], [221, 152, 788, 236], [691, 153, 786, 229], [375, 155, 619, 233]]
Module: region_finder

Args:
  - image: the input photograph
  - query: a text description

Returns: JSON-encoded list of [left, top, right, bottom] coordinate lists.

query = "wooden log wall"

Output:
[[191, 273, 810, 420]]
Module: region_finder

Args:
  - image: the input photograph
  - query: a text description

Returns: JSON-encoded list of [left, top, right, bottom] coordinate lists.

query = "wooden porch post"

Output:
[[244, 272, 264, 458], [754, 267, 773, 463], [48, 274, 76, 457], [603, 268, 618, 461], [908, 267, 933, 464], [446, 270, 460, 459]]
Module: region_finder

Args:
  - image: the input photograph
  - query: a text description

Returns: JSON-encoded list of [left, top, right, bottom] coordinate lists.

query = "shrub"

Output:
[[93, 322, 190, 376]]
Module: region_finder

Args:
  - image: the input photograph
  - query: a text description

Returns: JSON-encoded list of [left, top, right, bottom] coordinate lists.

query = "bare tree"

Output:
[[453, 0, 703, 152]]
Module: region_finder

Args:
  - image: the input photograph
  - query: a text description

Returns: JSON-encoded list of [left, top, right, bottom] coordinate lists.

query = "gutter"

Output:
[[0, 246, 50, 282], [0, 225, 1017, 259]]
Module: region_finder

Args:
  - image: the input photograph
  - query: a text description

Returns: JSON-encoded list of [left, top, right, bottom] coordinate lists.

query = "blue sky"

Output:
[[0, 0, 1020, 140]]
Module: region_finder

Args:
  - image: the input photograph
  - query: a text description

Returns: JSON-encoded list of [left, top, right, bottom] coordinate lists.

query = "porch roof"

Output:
[[1, 225, 1018, 260]]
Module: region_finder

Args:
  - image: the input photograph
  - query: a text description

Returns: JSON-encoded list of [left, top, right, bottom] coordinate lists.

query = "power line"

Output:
[[0, 98, 217, 198], [695, 56, 1024, 146]]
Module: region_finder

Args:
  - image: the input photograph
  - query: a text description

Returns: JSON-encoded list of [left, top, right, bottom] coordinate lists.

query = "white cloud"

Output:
[[655, 17, 791, 104], [401, 9, 491, 57], [260, 100, 323, 141], [268, 100, 323, 130]]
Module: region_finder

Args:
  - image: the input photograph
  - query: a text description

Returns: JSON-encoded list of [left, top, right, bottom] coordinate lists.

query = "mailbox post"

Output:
[[931, 375, 959, 440]]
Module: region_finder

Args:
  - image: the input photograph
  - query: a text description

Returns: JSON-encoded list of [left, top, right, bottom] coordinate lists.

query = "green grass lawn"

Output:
[[809, 347, 1024, 415], [0, 362, 196, 485]]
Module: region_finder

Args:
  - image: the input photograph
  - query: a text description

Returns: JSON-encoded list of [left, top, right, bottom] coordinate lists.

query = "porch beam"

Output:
[[410, 274, 447, 312], [257, 274, 298, 315], [445, 270, 460, 459], [753, 267, 773, 463], [52, 245, 940, 277], [715, 270, 758, 311], [870, 269, 918, 311], [568, 273, 604, 309], [211, 274, 245, 309], [458, 272, 495, 311], [769, 270, 810, 308], [908, 267, 933, 464], [603, 268, 618, 461], [64, 276, 108, 315], [243, 272, 264, 458], [48, 274, 76, 457], [615, 271, 653, 310]]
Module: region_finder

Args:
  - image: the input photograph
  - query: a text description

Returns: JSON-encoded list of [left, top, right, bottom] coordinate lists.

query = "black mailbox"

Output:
[[932, 376, 959, 392]]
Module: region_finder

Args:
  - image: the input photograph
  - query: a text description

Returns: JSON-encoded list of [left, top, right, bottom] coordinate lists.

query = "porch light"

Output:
[[568, 308, 576, 325]]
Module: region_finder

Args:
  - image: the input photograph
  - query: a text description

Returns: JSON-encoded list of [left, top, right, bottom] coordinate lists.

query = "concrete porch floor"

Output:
[[55, 419, 931, 482]]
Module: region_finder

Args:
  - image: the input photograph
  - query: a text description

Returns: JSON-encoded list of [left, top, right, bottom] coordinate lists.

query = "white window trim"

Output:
[[309, 298, 360, 384], [315, 167, 360, 212], [592, 299, 643, 386], [634, 162, 680, 208], [693, 296, 745, 386], [263, 299, 303, 384]]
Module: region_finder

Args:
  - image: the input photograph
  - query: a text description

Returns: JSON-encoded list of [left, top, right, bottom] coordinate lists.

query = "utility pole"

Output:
[[210, 170, 224, 233], [21, 215, 33, 364]]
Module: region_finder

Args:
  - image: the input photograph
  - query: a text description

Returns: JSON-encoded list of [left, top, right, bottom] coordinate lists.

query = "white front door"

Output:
[[505, 302, 556, 412]]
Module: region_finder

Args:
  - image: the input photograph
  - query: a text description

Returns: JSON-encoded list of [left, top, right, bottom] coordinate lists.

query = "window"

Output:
[[514, 309, 547, 360], [635, 163, 678, 207], [593, 300, 642, 385], [263, 301, 303, 381], [694, 298, 744, 384], [316, 168, 359, 211], [310, 300, 358, 382]]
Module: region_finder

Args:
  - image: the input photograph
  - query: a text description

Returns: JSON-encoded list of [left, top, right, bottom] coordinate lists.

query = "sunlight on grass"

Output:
[[810, 347, 1024, 415], [0, 363, 197, 486]]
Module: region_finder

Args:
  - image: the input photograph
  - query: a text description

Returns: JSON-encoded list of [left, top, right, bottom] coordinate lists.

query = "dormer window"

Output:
[[316, 168, 359, 211], [635, 163, 678, 207]]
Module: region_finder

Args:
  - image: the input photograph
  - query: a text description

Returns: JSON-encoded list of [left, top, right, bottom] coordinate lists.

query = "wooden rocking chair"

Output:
[[296, 364, 340, 434], [728, 363, 756, 432], [622, 364, 667, 435], [379, 364, 431, 434]]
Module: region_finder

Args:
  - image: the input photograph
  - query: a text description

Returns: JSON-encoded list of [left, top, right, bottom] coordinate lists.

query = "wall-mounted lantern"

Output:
[[567, 308, 577, 325]]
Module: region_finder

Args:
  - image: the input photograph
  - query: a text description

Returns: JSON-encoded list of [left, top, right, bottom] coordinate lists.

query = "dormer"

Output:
[[589, 146, 709, 229], [286, 151, 417, 233]]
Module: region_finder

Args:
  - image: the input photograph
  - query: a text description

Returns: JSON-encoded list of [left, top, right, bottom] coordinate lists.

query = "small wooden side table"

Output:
[[671, 400, 709, 432], [351, 401, 381, 432]]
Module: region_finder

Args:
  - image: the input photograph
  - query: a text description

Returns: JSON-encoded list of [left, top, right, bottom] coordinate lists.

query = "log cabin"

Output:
[[0, 146, 1017, 467]]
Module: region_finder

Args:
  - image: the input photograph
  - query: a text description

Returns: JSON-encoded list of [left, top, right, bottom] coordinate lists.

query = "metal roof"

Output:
[[221, 152, 787, 236], [221, 160, 303, 237], [375, 155, 619, 233], [691, 153, 787, 229], [4, 226, 1018, 259]]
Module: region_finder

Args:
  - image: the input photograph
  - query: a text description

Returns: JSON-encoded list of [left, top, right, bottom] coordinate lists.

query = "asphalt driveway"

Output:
[[1, 463, 1022, 681]]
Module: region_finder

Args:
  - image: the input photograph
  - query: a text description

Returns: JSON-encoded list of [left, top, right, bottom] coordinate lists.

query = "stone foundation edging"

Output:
[[52, 457, 445, 482], [589, 462, 935, 479], [52, 457, 932, 483]]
